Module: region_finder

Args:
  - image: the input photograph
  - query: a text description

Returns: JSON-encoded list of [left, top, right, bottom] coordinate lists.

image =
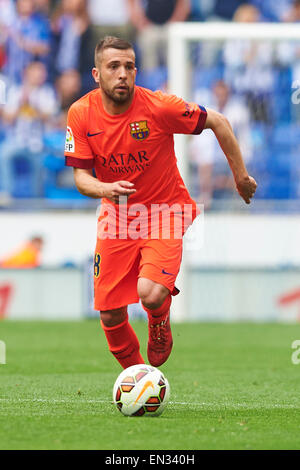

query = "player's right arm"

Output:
[[153, 91, 257, 204], [73, 169, 136, 203], [65, 103, 136, 203]]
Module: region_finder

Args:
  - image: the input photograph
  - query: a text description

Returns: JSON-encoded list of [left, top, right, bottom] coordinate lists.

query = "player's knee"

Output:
[[140, 289, 168, 310], [100, 307, 127, 327], [138, 278, 169, 310]]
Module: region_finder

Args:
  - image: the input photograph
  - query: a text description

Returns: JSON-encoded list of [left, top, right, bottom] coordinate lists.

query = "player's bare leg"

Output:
[[100, 306, 144, 368], [138, 278, 173, 367]]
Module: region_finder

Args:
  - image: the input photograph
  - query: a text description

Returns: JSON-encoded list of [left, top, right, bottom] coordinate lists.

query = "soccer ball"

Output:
[[113, 364, 170, 417]]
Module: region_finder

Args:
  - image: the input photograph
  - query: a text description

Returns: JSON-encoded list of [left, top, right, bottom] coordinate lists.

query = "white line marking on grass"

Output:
[[0, 398, 108, 404], [0, 398, 299, 409], [170, 402, 300, 409]]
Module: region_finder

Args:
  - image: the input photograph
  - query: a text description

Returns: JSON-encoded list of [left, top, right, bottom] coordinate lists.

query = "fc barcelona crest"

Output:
[[129, 120, 150, 141]]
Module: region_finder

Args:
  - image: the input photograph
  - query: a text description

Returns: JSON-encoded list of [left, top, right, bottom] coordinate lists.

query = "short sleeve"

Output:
[[64, 103, 95, 169], [154, 92, 207, 135]]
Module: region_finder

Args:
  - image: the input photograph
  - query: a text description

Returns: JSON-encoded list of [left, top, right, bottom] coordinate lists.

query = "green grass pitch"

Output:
[[0, 320, 300, 450]]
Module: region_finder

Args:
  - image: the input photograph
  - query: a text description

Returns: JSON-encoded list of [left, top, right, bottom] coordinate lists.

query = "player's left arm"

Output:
[[204, 108, 257, 204]]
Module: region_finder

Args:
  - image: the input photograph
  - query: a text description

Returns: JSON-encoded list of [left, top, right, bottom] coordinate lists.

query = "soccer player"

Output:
[[65, 36, 257, 369]]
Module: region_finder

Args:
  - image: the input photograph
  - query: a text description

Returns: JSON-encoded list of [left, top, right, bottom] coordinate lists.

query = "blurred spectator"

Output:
[[88, 0, 134, 44], [209, 0, 245, 20], [34, 0, 52, 15], [0, 236, 44, 268], [32, 0, 52, 33], [128, 0, 191, 70], [50, 0, 94, 92], [41, 70, 82, 195], [188, 0, 215, 21], [3, 0, 51, 84], [0, 0, 16, 29], [275, 0, 300, 123], [33, 0, 51, 19], [32, 0, 53, 71], [223, 4, 274, 122], [0, 1, 16, 88], [55, 69, 82, 113], [190, 80, 252, 207], [41, 69, 80, 190], [0, 0, 16, 69], [277, 1, 300, 76], [0, 61, 57, 198], [250, 0, 293, 22], [283, 0, 300, 20]]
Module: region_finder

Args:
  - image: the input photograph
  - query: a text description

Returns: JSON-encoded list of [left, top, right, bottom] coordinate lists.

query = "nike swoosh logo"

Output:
[[162, 269, 173, 275], [87, 131, 104, 137], [134, 380, 154, 404]]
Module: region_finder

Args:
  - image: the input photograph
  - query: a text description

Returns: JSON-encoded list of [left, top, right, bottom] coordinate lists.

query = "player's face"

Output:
[[94, 48, 137, 105]]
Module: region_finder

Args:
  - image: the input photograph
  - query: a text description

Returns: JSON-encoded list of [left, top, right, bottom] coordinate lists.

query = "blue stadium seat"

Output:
[[192, 65, 224, 90], [272, 66, 292, 124], [12, 155, 35, 198], [42, 131, 83, 200], [136, 67, 168, 91], [44, 186, 88, 201]]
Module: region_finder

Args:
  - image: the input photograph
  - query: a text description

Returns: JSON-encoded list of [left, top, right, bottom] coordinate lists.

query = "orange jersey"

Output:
[[65, 86, 206, 202], [65, 86, 207, 237]]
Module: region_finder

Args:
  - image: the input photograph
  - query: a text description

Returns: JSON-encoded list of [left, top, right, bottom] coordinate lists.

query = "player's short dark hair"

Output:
[[94, 36, 135, 67]]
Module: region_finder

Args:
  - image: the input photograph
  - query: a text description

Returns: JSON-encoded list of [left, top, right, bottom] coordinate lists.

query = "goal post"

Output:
[[167, 22, 300, 322]]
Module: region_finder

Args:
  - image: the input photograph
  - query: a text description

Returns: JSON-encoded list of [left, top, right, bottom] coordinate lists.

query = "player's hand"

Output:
[[105, 181, 137, 204], [236, 175, 257, 204]]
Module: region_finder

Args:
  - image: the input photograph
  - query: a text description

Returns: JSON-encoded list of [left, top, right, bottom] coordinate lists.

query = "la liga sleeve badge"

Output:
[[65, 126, 75, 153]]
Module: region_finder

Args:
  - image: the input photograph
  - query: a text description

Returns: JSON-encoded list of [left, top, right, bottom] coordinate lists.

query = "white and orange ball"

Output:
[[113, 364, 170, 417]]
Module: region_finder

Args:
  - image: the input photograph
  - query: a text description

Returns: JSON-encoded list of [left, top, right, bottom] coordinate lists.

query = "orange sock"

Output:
[[101, 315, 144, 369], [142, 294, 172, 323]]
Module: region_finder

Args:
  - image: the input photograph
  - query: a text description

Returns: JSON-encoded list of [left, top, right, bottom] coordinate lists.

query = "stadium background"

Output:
[[0, 0, 300, 323]]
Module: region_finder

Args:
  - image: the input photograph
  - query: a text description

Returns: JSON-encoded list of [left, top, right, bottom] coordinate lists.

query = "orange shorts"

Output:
[[94, 237, 183, 311]]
